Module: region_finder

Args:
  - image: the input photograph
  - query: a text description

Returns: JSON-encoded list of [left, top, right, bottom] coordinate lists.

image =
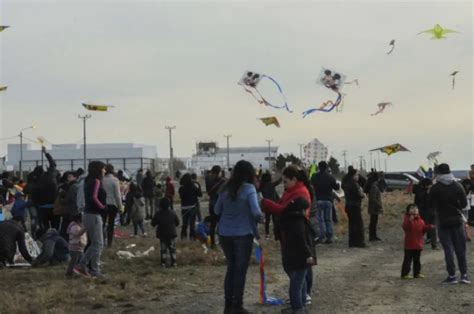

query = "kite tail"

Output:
[[261, 75, 293, 113], [387, 46, 395, 55], [302, 93, 342, 118]]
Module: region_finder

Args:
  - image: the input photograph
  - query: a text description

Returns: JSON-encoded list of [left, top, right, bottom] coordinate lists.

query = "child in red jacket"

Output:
[[401, 204, 434, 279]]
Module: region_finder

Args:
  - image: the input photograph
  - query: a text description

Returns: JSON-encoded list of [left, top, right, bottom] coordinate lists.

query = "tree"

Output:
[[328, 156, 341, 176], [275, 154, 302, 171], [172, 158, 186, 171]]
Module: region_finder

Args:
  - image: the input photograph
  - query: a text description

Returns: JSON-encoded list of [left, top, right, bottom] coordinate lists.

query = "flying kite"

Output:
[[427, 151, 441, 163], [370, 143, 410, 156], [259, 116, 280, 128], [0, 26, 9, 32], [417, 24, 459, 39], [302, 68, 346, 118], [238, 71, 292, 112], [387, 40, 395, 54], [0, 86, 7, 92], [82, 103, 114, 112], [450, 71, 459, 89], [371, 102, 392, 116]]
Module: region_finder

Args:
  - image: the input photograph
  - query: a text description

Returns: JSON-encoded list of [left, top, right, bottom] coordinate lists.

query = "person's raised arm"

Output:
[[42, 146, 57, 173]]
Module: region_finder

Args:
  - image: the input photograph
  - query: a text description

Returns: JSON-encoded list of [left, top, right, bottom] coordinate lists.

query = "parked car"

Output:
[[384, 173, 419, 191]]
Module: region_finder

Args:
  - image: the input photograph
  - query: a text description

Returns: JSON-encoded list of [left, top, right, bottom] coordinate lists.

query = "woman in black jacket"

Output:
[[179, 173, 202, 239], [413, 178, 437, 249], [342, 167, 366, 248], [258, 171, 281, 240]]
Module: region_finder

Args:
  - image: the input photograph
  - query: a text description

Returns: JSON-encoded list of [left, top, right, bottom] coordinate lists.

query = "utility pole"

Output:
[[358, 156, 364, 171], [298, 143, 304, 161], [224, 135, 232, 170], [265, 139, 273, 170], [19, 125, 36, 178], [342, 150, 348, 173], [78, 115, 91, 170], [377, 151, 381, 171], [369, 151, 373, 170], [165, 126, 176, 178]]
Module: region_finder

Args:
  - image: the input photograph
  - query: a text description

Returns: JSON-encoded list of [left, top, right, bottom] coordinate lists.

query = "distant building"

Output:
[[304, 138, 328, 164], [190, 142, 278, 173], [6, 143, 157, 175]]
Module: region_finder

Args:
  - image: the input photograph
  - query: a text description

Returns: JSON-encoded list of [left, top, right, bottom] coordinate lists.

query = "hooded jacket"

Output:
[[403, 215, 433, 250], [342, 178, 364, 208], [311, 171, 339, 201], [430, 174, 467, 229], [151, 208, 180, 240]]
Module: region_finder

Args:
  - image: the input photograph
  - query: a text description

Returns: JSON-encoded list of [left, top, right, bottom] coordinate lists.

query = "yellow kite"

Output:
[[417, 24, 459, 39], [0, 86, 7, 92], [370, 143, 410, 156], [82, 103, 113, 112], [259, 116, 280, 128], [0, 26, 9, 32]]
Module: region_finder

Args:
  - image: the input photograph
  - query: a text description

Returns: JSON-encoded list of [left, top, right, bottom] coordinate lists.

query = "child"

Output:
[[151, 198, 179, 267], [401, 204, 434, 279], [130, 192, 147, 237], [10, 192, 32, 231], [196, 216, 212, 254], [67, 213, 87, 277]]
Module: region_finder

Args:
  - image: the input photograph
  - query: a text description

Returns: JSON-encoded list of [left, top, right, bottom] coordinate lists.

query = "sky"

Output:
[[0, 0, 472, 171]]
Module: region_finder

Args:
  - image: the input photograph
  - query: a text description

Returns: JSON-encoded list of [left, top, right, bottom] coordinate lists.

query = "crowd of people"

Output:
[[0, 147, 473, 313]]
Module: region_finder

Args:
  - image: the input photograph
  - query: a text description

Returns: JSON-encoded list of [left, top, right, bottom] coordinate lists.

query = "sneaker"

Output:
[[142, 233, 147, 238], [414, 274, 425, 279], [401, 275, 413, 280], [73, 267, 91, 278], [442, 276, 458, 285], [460, 274, 471, 284], [305, 294, 312, 305]]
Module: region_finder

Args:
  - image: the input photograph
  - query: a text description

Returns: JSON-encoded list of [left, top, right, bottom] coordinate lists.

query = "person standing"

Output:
[[191, 173, 203, 222], [56, 172, 79, 242], [413, 178, 437, 249], [367, 172, 383, 241], [206, 166, 226, 248], [214, 161, 262, 314], [165, 177, 175, 210], [135, 169, 144, 187], [258, 171, 281, 240], [76, 161, 107, 278], [179, 173, 202, 240], [311, 161, 340, 244], [102, 164, 123, 247], [429, 163, 470, 284], [342, 167, 366, 248], [141, 170, 155, 220]]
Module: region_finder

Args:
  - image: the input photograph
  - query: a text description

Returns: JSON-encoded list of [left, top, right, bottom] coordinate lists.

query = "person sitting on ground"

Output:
[[11, 192, 32, 231], [130, 192, 147, 237], [0, 217, 33, 266], [66, 213, 87, 277], [196, 216, 212, 254], [151, 197, 179, 267], [32, 228, 69, 267], [401, 204, 433, 279]]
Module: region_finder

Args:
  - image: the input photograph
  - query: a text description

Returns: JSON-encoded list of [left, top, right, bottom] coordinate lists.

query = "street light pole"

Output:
[[265, 139, 273, 169], [165, 126, 176, 178], [342, 150, 348, 173], [78, 114, 91, 170], [19, 125, 36, 179], [298, 143, 304, 161], [224, 135, 232, 170]]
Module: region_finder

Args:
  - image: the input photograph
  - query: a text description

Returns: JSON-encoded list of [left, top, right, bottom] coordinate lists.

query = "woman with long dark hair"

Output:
[[179, 173, 202, 239], [342, 166, 366, 248], [75, 161, 107, 278], [258, 171, 282, 240], [214, 160, 262, 314]]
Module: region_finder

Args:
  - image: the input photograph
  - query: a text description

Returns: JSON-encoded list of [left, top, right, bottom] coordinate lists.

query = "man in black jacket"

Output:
[[429, 163, 469, 285], [0, 218, 33, 266], [311, 161, 340, 244]]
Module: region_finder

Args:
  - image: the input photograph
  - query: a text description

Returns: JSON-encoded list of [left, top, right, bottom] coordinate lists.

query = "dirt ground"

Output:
[[1, 191, 473, 314]]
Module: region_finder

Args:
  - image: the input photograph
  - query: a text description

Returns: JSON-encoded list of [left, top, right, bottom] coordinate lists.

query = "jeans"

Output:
[[160, 238, 177, 266], [66, 251, 83, 276], [196, 201, 202, 222], [80, 213, 104, 276], [369, 214, 379, 239], [438, 225, 468, 276], [133, 220, 145, 236], [59, 214, 71, 242], [209, 201, 218, 246], [289, 268, 308, 311], [145, 197, 154, 219], [181, 206, 197, 240], [220, 234, 254, 309], [103, 205, 118, 247], [28, 206, 39, 237], [265, 213, 272, 236], [306, 267, 313, 295], [346, 205, 365, 247], [401, 249, 421, 277], [317, 201, 333, 240]]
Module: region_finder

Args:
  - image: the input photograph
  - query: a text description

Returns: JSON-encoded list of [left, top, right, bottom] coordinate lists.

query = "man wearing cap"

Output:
[[430, 163, 470, 285]]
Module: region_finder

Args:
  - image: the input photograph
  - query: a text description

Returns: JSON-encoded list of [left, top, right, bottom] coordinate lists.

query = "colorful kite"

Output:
[[0, 26, 9, 32], [0, 86, 7, 92], [416, 165, 428, 178], [387, 39, 395, 55], [82, 103, 114, 112], [254, 242, 284, 306], [417, 24, 459, 39], [259, 117, 280, 128], [302, 68, 346, 118], [238, 71, 292, 112], [371, 102, 392, 116], [370, 143, 410, 156], [450, 71, 459, 89], [427, 151, 441, 164]]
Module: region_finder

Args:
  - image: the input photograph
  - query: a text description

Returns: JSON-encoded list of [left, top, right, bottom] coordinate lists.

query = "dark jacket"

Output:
[[430, 177, 467, 229], [258, 178, 281, 202], [31, 153, 58, 207], [141, 176, 155, 198], [32, 228, 69, 266], [342, 178, 364, 208], [0, 221, 32, 265], [179, 184, 202, 207], [57, 181, 79, 215], [151, 209, 180, 240], [311, 171, 339, 201], [279, 198, 316, 271], [84, 178, 106, 215], [413, 184, 432, 219], [368, 184, 383, 215]]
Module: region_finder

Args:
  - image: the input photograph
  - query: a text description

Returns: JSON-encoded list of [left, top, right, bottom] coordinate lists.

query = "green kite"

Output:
[[417, 24, 459, 39]]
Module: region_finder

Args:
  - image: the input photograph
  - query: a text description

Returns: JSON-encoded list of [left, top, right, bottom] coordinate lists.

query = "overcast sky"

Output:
[[0, 0, 472, 171]]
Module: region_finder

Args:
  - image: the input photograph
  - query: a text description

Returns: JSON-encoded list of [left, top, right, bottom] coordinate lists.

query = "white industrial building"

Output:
[[6, 143, 158, 174], [304, 138, 329, 164]]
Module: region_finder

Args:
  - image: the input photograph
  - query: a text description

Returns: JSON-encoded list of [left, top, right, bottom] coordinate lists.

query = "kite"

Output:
[[370, 143, 410, 156], [417, 24, 459, 39], [0, 86, 7, 92], [0, 26, 9, 32], [254, 241, 284, 306], [302, 68, 346, 118], [308, 164, 318, 179], [259, 117, 280, 128], [371, 102, 392, 116], [427, 151, 441, 164], [387, 40, 395, 55], [238, 71, 292, 112], [450, 71, 459, 89], [82, 103, 114, 112], [416, 165, 428, 178]]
